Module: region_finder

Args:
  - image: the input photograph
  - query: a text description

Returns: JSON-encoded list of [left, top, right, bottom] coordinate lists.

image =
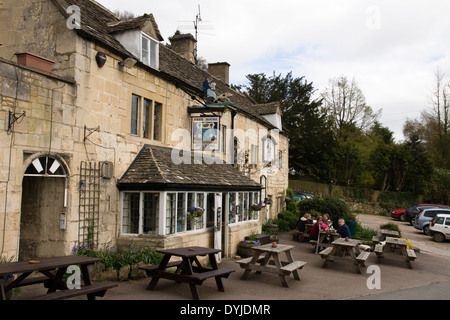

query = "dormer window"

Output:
[[141, 33, 159, 69]]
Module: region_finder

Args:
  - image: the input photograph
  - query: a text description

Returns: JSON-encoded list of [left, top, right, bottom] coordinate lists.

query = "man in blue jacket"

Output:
[[337, 218, 352, 238]]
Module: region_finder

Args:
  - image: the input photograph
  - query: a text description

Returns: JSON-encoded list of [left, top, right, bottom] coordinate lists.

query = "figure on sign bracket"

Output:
[[202, 78, 216, 103]]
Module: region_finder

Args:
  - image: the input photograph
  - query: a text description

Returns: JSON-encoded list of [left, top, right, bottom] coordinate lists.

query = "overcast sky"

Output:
[[97, 0, 450, 142]]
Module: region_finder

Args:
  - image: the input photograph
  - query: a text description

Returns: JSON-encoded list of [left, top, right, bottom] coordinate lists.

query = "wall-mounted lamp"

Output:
[[119, 57, 137, 68]]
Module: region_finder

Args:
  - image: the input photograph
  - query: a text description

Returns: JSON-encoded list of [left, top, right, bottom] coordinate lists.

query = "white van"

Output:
[[429, 214, 450, 242]]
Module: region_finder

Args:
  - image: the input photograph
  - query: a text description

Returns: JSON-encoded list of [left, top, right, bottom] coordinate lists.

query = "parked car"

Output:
[[413, 208, 450, 235], [390, 208, 406, 220], [404, 204, 450, 225], [429, 214, 450, 242], [293, 191, 315, 202]]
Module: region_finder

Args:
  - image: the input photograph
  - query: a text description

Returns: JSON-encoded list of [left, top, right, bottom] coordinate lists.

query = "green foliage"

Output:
[[297, 196, 355, 226], [377, 191, 417, 213], [380, 222, 402, 237], [285, 188, 297, 212], [244, 72, 335, 182], [425, 168, 450, 204], [272, 210, 298, 232], [353, 224, 378, 241], [73, 242, 163, 271]]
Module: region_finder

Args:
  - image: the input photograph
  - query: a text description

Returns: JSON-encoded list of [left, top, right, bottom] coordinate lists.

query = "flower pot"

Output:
[[244, 233, 270, 245], [15, 52, 55, 73], [237, 242, 259, 258]]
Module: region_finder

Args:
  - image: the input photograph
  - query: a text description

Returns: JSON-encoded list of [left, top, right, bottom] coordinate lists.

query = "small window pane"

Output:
[[122, 193, 140, 234], [150, 39, 157, 68], [228, 193, 237, 224], [177, 193, 186, 232], [143, 99, 152, 139], [166, 193, 176, 234], [142, 37, 149, 65], [131, 95, 140, 135], [143, 193, 159, 235], [153, 102, 162, 140]]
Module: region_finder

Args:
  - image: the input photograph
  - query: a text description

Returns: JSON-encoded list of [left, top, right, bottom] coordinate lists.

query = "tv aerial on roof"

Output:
[[177, 4, 214, 40]]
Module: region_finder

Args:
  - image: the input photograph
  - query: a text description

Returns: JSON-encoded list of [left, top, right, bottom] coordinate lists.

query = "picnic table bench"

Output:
[[237, 243, 307, 288], [140, 246, 234, 300], [373, 229, 400, 244], [311, 230, 340, 254], [28, 282, 118, 300], [293, 224, 314, 242], [374, 237, 416, 269], [320, 238, 368, 274], [0, 256, 117, 300]]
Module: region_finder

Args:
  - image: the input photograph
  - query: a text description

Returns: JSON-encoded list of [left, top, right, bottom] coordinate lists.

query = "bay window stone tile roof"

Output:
[[117, 145, 262, 191]]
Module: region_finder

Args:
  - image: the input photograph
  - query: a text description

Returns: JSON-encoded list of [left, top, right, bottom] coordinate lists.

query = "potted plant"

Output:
[[1, 274, 14, 300], [187, 206, 205, 222], [237, 232, 261, 257], [251, 202, 265, 211]]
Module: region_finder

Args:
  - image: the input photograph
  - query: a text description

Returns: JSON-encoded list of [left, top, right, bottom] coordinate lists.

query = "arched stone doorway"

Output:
[[19, 156, 68, 261]]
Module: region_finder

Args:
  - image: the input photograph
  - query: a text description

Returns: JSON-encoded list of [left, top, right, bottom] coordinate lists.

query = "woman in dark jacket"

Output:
[[297, 213, 313, 232]]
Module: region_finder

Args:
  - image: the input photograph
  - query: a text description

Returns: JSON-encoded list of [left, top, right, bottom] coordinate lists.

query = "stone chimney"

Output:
[[170, 33, 197, 64], [208, 62, 230, 85]]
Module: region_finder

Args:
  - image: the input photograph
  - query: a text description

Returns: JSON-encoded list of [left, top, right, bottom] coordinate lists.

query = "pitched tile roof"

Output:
[[117, 145, 262, 191], [50, 0, 286, 133]]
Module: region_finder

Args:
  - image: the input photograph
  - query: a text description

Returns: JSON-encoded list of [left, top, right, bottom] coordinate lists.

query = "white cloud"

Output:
[[97, 0, 450, 141]]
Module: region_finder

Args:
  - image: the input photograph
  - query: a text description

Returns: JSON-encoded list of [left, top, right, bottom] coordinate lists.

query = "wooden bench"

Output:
[[319, 247, 333, 258], [139, 261, 183, 275], [406, 249, 417, 261], [293, 231, 311, 242], [356, 251, 370, 266], [374, 244, 383, 254], [280, 261, 307, 275], [372, 236, 380, 244], [189, 268, 235, 284], [28, 282, 118, 300], [236, 256, 264, 267]]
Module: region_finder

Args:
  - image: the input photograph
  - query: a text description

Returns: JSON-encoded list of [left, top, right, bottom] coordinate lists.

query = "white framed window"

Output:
[[122, 192, 159, 235], [131, 94, 140, 136], [121, 191, 212, 236], [141, 34, 159, 69], [130, 95, 163, 140], [227, 191, 260, 224]]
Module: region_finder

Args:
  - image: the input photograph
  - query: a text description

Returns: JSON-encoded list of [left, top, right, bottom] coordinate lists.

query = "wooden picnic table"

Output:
[[139, 246, 234, 300], [374, 236, 417, 269], [313, 230, 340, 253], [380, 229, 400, 241], [320, 238, 369, 274], [236, 243, 307, 288], [372, 229, 400, 244], [293, 223, 313, 242], [0, 255, 117, 300]]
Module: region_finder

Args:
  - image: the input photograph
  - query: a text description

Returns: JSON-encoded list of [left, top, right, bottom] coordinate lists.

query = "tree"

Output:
[[242, 72, 335, 181], [321, 76, 381, 139], [113, 9, 136, 20], [403, 69, 450, 170]]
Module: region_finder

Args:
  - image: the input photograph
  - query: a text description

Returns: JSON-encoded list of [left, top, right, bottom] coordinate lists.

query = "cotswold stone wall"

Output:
[[0, 0, 290, 260]]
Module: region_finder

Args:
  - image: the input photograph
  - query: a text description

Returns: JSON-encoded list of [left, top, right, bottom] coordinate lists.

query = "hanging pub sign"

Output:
[[192, 116, 220, 151]]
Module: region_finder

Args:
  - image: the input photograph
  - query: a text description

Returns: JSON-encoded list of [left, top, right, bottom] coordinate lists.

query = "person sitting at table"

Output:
[[297, 213, 313, 232], [323, 214, 333, 228], [309, 216, 329, 239], [336, 218, 352, 239]]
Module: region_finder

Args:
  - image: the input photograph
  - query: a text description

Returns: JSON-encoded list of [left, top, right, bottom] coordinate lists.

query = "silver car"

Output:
[[413, 208, 450, 235]]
